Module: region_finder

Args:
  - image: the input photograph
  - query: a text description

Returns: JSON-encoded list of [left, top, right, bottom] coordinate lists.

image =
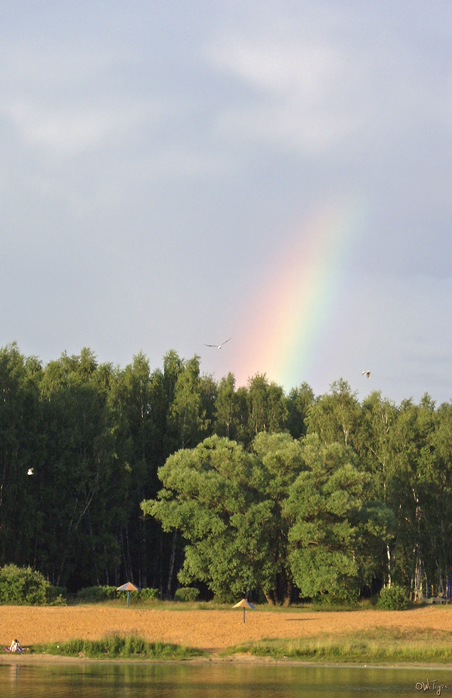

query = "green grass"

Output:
[[67, 595, 240, 610], [32, 634, 205, 660], [29, 627, 452, 664], [67, 598, 375, 612], [221, 626, 452, 664]]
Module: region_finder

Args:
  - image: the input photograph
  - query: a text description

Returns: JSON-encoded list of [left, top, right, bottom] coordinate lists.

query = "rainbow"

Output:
[[234, 196, 366, 391]]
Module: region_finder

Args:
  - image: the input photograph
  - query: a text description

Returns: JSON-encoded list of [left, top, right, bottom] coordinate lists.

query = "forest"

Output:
[[0, 342, 451, 604]]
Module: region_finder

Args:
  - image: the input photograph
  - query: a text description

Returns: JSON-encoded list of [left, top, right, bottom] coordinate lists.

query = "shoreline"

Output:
[[1, 652, 452, 670]]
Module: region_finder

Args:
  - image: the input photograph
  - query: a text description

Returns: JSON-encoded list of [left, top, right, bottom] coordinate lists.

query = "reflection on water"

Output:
[[1, 662, 451, 698]]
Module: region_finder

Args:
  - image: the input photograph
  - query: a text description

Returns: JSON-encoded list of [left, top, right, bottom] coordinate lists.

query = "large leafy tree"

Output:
[[142, 436, 260, 601], [357, 391, 399, 586], [286, 434, 375, 602], [38, 349, 120, 588], [141, 433, 304, 604], [161, 353, 213, 595], [142, 431, 387, 604], [357, 395, 441, 596], [250, 431, 305, 604], [425, 400, 452, 595], [391, 395, 450, 597], [107, 353, 168, 588]]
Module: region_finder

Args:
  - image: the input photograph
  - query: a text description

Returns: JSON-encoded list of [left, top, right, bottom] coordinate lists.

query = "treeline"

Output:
[[1, 342, 451, 602]]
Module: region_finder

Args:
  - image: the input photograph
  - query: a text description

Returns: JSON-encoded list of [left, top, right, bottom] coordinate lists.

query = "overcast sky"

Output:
[[2, 1, 452, 405]]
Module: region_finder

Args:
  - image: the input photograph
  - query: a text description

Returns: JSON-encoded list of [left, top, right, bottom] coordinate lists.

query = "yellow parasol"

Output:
[[117, 582, 139, 607], [233, 598, 255, 623]]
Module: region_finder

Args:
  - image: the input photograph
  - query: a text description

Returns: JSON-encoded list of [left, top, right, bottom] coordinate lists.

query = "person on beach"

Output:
[[9, 639, 22, 652]]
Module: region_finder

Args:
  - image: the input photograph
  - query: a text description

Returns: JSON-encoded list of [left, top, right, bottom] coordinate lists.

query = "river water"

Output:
[[1, 662, 451, 697]]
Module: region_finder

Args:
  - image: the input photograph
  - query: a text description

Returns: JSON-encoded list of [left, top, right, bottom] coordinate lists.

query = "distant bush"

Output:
[[139, 587, 159, 601], [0, 564, 65, 605], [174, 587, 200, 602], [117, 587, 159, 603], [77, 585, 159, 603], [377, 584, 409, 610], [47, 585, 67, 606], [77, 585, 117, 602], [313, 585, 358, 608]]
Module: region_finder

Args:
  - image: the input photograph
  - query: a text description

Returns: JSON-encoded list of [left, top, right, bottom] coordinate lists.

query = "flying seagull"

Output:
[[27, 468, 34, 475], [204, 338, 231, 349], [362, 370, 371, 379]]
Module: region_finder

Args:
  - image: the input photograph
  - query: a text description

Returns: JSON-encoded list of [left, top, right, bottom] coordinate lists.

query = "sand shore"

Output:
[[1, 604, 452, 658]]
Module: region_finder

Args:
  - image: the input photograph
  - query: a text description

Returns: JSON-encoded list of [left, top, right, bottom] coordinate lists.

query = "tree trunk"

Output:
[[283, 578, 293, 607], [264, 591, 275, 606], [166, 529, 178, 598], [140, 517, 147, 589], [386, 543, 392, 587]]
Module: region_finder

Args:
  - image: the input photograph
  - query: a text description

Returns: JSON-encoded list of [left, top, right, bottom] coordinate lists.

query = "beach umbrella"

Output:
[[233, 598, 255, 623], [117, 582, 139, 607]]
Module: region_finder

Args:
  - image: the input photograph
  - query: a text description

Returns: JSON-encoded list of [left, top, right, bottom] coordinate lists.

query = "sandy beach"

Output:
[[1, 604, 452, 657]]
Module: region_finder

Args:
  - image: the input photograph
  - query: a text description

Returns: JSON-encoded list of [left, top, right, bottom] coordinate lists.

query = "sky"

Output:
[[1, 1, 452, 406]]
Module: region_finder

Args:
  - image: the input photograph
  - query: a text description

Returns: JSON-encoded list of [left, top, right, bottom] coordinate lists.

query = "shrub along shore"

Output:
[[222, 626, 452, 664], [32, 635, 204, 661], [24, 626, 452, 664]]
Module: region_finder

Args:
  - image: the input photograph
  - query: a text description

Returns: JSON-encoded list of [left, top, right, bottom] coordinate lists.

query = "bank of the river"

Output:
[[2, 653, 452, 669], [1, 604, 452, 664]]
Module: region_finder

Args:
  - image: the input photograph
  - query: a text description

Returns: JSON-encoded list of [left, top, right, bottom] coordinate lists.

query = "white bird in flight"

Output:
[[204, 338, 232, 349], [27, 468, 34, 475], [362, 370, 371, 379]]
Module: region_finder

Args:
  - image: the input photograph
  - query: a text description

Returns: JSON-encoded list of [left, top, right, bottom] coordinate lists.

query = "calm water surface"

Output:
[[1, 662, 451, 698]]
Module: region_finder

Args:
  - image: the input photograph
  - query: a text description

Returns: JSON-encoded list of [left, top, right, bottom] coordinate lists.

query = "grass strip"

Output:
[[71, 600, 372, 613], [32, 633, 205, 660], [222, 626, 452, 664]]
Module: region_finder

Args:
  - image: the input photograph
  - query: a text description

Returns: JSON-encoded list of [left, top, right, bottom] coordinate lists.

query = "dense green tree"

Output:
[[402, 395, 450, 598], [250, 432, 304, 604], [426, 401, 452, 595], [3, 341, 452, 605], [200, 373, 218, 434], [357, 391, 399, 585], [286, 382, 315, 439], [357, 394, 447, 596], [38, 350, 119, 588], [212, 374, 250, 446], [0, 344, 43, 567], [214, 373, 240, 440], [286, 434, 374, 601], [106, 354, 167, 588], [142, 433, 304, 604], [358, 392, 398, 502], [166, 355, 210, 451], [142, 436, 260, 600], [306, 379, 361, 447], [247, 374, 288, 442]]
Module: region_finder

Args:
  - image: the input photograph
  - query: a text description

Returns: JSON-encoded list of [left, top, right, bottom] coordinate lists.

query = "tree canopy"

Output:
[[1, 342, 452, 603]]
